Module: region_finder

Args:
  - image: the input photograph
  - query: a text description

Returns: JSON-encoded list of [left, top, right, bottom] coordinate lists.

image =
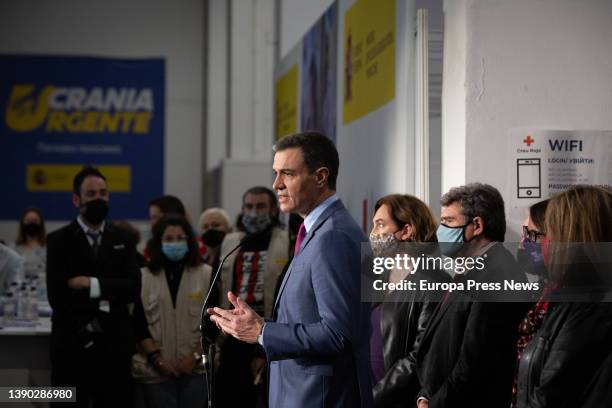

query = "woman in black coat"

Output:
[[582, 351, 612, 408], [516, 186, 612, 408], [368, 194, 449, 408]]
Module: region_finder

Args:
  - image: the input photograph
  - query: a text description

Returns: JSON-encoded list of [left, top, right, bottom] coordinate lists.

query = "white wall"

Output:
[[280, 0, 336, 57], [336, 0, 417, 229], [203, 0, 277, 221], [0, 0, 204, 240], [443, 0, 612, 238], [441, 0, 467, 194]]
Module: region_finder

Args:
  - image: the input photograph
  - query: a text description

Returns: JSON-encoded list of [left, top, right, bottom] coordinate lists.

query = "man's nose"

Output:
[[272, 176, 284, 191]]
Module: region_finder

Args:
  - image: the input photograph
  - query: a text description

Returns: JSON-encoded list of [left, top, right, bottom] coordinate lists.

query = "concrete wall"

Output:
[[203, 0, 277, 222], [443, 0, 612, 237]]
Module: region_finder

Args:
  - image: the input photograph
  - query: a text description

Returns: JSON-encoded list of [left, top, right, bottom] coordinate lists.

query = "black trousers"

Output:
[[50, 341, 132, 408], [215, 337, 262, 408]]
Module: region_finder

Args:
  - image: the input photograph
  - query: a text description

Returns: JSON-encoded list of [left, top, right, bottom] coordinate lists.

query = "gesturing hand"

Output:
[[207, 292, 264, 344], [68, 276, 90, 290]]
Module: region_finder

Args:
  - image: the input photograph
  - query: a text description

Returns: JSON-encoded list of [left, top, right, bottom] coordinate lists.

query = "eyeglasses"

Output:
[[522, 226, 545, 242]]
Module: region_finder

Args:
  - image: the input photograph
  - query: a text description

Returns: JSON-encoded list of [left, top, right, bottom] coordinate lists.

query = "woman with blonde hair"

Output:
[[516, 185, 612, 408]]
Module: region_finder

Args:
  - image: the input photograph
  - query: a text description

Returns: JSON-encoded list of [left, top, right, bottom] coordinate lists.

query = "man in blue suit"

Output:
[[209, 131, 373, 407]]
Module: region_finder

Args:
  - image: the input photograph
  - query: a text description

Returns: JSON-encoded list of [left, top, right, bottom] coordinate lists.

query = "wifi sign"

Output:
[[548, 139, 583, 152]]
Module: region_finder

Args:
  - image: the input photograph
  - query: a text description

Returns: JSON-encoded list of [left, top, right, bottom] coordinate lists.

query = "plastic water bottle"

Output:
[[17, 284, 29, 326], [3, 292, 16, 327], [28, 286, 39, 323], [38, 271, 48, 303]]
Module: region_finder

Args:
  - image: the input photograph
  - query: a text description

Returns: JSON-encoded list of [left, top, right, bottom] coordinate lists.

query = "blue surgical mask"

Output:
[[162, 242, 188, 262], [242, 212, 271, 234], [436, 223, 468, 256]]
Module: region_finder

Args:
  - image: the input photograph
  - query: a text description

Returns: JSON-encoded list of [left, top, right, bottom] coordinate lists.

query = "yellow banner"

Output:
[[26, 164, 131, 192], [343, 0, 396, 124], [275, 65, 298, 139]]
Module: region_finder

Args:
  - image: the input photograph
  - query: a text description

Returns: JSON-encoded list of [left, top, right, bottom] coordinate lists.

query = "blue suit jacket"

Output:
[[263, 199, 373, 408]]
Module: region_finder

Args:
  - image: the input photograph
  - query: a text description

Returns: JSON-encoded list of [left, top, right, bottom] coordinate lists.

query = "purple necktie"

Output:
[[294, 223, 306, 255]]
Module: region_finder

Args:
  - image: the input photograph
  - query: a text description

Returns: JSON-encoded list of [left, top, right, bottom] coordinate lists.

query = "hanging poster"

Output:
[[343, 0, 395, 125], [301, 2, 338, 142], [0, 55, 165, 220], [275, 65, 298, 140]]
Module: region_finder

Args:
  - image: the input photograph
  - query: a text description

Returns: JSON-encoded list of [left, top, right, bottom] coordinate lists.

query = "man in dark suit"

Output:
[[209, 132, 373, 408], [47, 166, 141, 407], [416, 183, 530, 408]]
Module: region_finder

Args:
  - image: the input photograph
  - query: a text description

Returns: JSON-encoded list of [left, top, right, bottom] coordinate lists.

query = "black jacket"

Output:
[[582, 351, 612, 408], [46, 220, 141, 356], [373, 265, 450, 408], [516, 292, 612, 408], [416, 243, 531, 408]]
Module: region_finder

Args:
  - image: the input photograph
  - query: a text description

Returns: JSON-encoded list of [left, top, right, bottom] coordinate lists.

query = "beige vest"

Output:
[[132, 263, 212, 382], [219, 227, 289, 318]]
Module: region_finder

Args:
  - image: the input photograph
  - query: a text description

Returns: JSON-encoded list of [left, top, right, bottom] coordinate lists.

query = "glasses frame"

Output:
[[522, 225, 545, 243]]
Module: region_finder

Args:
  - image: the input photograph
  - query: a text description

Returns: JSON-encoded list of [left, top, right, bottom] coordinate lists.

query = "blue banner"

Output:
[[0, 55, 164, 220]]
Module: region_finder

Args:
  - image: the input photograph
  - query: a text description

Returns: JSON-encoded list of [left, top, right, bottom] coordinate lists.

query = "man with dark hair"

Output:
[[146, 194, 206, 261], [439, 182, 507, 242], [415, 183, 530, 408], [215, 185, 288, 407], [47, 165, 141, 407], [209, 132, 373, 407], [148, 194, 186, 230], [273, 130, 339, 189]]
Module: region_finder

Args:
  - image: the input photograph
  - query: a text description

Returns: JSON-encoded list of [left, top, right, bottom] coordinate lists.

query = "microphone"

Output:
[[200, 237, 246, 343], [199, 236, 247, 408]]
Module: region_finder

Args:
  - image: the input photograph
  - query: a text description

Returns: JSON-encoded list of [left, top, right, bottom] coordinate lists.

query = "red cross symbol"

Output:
[[523, 135, 534, 146]]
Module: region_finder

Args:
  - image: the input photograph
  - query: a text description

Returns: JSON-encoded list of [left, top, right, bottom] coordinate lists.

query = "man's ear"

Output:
[[315, 167, 329, 188], [72, 193, 81, 209], [472, 216, 485, 237]]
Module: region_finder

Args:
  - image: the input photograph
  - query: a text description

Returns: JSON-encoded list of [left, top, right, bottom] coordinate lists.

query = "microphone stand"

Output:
[[199, 240, 244, 408]]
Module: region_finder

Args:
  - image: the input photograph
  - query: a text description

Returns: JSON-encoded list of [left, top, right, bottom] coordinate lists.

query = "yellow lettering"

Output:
[[133, 112, 152, 134], [100, 113, 119, 133], [120, 112, 136, 133], [45, 111, 66, 132], [66, 112, 84, 133], [81, 112, 100, 133], [6, 85, 53, 132], [43, 110, 151, 134]]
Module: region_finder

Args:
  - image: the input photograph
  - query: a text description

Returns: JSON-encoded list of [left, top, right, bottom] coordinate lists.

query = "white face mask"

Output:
[[242, 212, 272, 234], [369, 231, 400, 257]]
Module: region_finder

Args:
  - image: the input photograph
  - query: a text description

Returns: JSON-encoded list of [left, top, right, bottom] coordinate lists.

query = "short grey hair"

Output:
[[198, 207, 232, 232]]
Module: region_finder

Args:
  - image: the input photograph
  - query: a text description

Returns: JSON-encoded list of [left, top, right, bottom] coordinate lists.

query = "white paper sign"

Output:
[[508, 129, 612, 208]]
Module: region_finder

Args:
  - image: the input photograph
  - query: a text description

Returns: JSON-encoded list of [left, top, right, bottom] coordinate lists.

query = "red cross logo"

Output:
[[523, 135, 534, 146]]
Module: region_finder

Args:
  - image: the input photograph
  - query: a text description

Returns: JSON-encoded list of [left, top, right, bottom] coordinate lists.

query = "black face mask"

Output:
[[202, 229, 225, 247], [23, 222, 42, 236], [81, 199, 109, 225]]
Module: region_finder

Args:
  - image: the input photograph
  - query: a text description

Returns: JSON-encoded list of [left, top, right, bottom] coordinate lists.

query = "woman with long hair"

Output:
[[515, 186, 612, 407], [14, 207, 47, 283], [132, 214, 212, 408], [369, 194, 450, 408]]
